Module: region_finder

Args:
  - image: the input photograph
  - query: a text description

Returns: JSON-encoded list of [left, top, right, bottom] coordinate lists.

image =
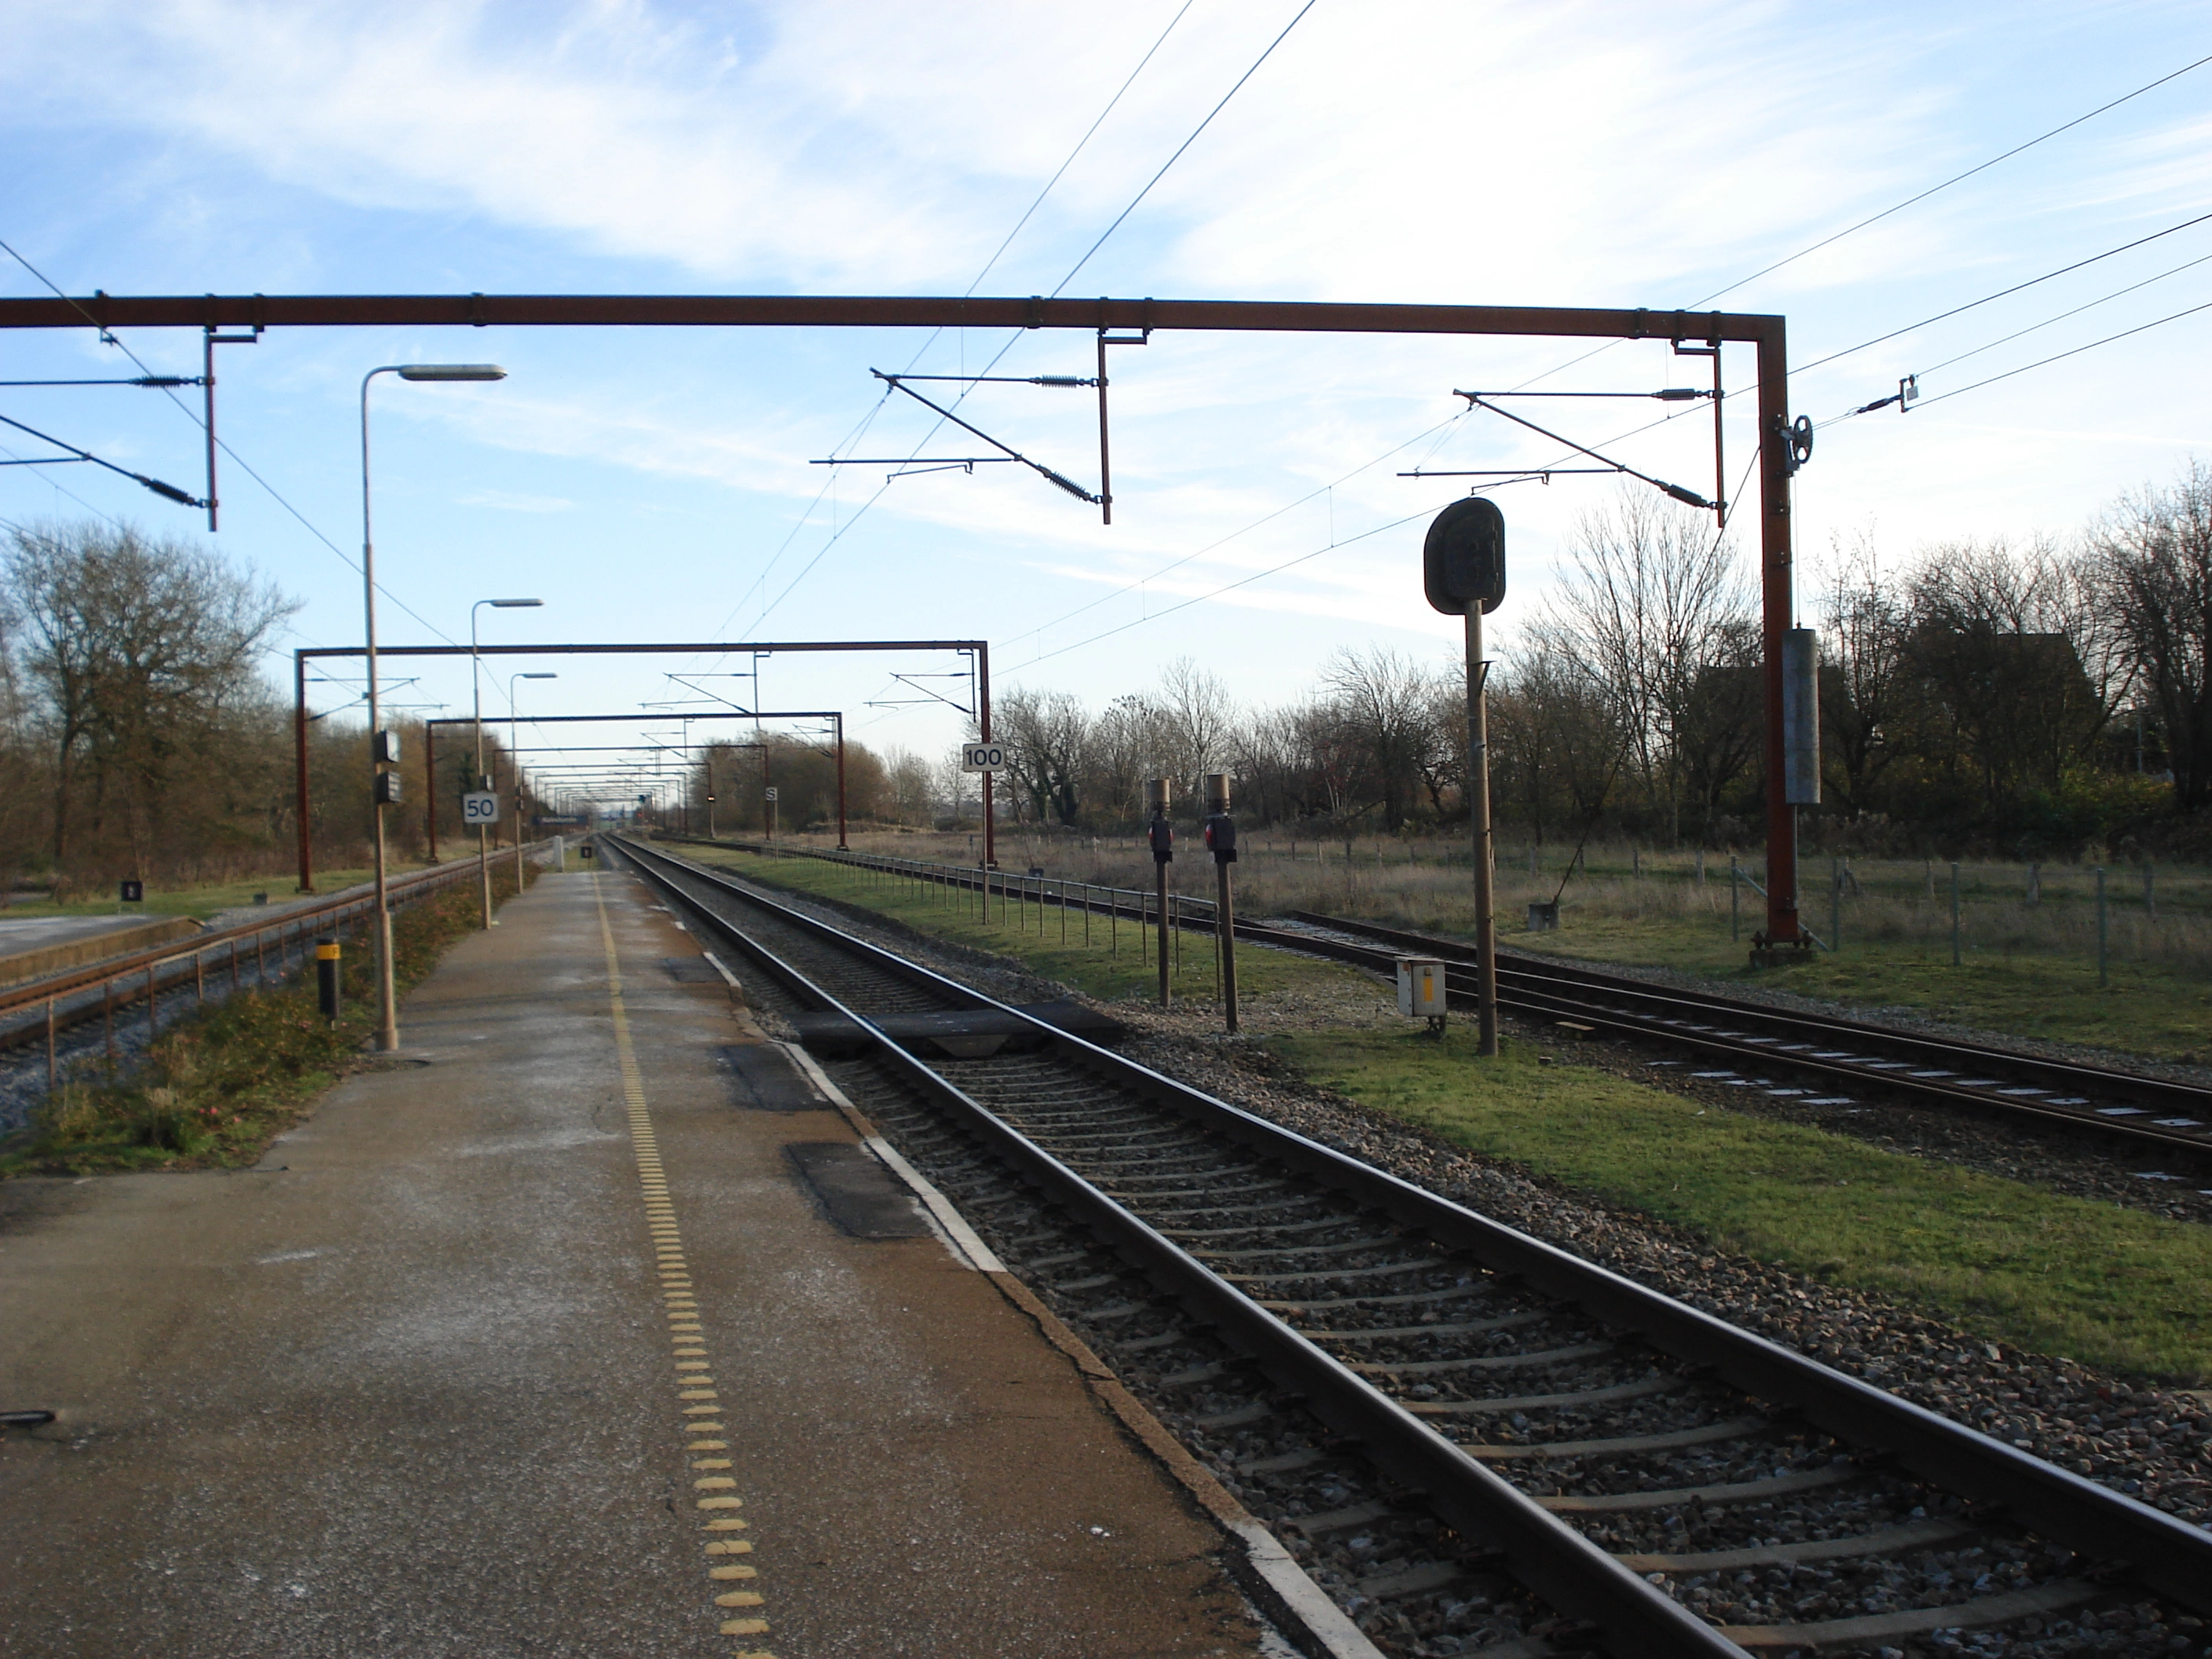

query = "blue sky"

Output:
[[2, 1, 2207, 804]]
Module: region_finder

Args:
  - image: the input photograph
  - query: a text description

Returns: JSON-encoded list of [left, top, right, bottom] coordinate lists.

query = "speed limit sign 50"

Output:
[[461, 791, 500, 825], [961, 743, 1009, 772]]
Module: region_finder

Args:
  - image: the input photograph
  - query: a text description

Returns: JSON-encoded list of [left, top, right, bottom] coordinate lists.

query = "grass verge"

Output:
[[1, 859, 540, 1177], [1269, 1027, 2212, 1383], [680, 842, 1372, 1007]]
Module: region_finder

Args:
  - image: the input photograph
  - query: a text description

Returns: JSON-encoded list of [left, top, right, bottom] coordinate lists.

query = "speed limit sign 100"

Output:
[[461, 791, 500, 825], [961, 743, 1009, 772]]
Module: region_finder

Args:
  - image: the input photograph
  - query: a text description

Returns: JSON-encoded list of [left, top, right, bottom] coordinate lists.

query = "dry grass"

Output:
[[781, 826, 2212, 1060]]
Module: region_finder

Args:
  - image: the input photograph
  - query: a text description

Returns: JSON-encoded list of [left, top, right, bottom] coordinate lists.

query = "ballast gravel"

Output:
[[681, 858, 2212, 1655]]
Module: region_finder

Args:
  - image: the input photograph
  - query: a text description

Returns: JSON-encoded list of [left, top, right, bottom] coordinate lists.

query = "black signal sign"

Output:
[[1423, 496, 1506, 616]]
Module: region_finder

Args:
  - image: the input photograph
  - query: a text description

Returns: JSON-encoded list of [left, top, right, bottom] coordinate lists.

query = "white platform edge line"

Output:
[[1228, 1518, 1393, 1659], [700, 950, 740, 987], [773, 1037, 1005, 1273], [767, 1045, 1376, 1659]]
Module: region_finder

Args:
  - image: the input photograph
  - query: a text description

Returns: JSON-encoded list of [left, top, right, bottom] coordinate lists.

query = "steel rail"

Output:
[[606, 833, 1743, 1658], [1280, 910, 2212, 1157], [0, 848, 549, 1059], [610, 834, 2212, 1634], [690, 839, 2212, 1159]]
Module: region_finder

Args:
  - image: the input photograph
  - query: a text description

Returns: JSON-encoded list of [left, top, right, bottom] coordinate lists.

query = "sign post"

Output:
[[1147, 779, 1173, 1009], [1424, 497, 1505, 1054], [463, 784, 500, 927], [1203, 775, 1238, 1033], [962, 743, 1010, 913]]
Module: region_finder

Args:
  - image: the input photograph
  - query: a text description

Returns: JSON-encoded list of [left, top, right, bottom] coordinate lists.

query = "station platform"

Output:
[[0, 870, 1287, 1657]]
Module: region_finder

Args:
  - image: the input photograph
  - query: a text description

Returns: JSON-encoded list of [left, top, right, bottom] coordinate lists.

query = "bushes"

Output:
[[5, 859, 540, 1175]]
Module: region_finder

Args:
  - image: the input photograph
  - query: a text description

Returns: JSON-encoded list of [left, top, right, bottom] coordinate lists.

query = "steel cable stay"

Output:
[[1449, 392, 1719, 511], [0, 409, 206, 506]]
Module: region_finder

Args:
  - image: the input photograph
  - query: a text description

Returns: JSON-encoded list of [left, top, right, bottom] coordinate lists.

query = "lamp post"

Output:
[[361, 361, 506, 1051], [511, 672, 556, 893], [472, 598, 541, 928]]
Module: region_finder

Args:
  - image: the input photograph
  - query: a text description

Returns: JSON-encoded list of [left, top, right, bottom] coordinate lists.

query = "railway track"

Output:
[[610, 834, 2212, 1659], [686, 838, 2212, 1163], [0, 849, 550, 1071]]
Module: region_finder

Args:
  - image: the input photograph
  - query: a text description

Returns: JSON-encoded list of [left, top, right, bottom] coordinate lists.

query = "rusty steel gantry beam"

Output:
[[19, 295, 1800, 943], [294, 639, 981, 891]]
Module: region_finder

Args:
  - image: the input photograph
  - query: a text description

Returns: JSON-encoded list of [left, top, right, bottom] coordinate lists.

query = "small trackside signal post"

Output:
[[1424, 498, 1504, 1053], [1148, 780, 1173, 1009], [316, 938, 342, 1029], [1204, 774, 1239, 1033]]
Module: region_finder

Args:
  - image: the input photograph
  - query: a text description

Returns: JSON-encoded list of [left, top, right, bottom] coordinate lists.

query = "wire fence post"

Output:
[[2144, 861, 2155, 918], [1950, 862, 1962, 967], [1831, 856, 1842, 953], [2096, 866, 2109, 987], [46, 996, 57, 1091], [1729, 855, 1740, 941], [104, 977, 115, 1066]]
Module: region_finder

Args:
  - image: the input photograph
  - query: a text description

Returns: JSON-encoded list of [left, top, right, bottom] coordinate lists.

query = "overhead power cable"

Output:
[[967, 1, 1195, 297], [1825, 294, 2212, 425], [1052, 0, 1318, 297], [1015, 500, 1445, 672], [1703, 52, 2212, 311], [1514, 49, 2212, 392], [1795, 206, 2212, 375], [707, 4, 1201, 646], [0, 233, 462, 647]]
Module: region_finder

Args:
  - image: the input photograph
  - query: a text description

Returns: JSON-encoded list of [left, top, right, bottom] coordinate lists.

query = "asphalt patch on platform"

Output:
[[785, 1141, 932, 1239], [661, 956, 724, 983], [716, 1045, 825, 1113]]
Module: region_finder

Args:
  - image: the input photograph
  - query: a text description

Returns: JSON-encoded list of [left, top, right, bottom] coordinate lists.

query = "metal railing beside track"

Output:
[[657, 835, 2212, 1160], [613, 833, 2212, 1658], [0, 842, 557, 1089]]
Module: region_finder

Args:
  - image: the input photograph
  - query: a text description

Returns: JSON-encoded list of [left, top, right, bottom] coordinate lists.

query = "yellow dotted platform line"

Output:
[[594, 877, 777, 1659]]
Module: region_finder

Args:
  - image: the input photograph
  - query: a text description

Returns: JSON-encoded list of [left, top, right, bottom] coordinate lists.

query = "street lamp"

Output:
[[361, 361, 507, 1052], [472, 597, 542, 928], [511, 672, 556, 892]]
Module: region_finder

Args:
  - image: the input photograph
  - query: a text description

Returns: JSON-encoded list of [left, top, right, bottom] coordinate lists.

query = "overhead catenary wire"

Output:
[[703, 2, 1204, 648], [1510, 49, 2212, 394], [1050, 0, 1319, 298], [1794, 206, 2212, 375], [0, 233, 463, 648], [740, 5, 1312, 633], [1822, 294, 2212, 427]]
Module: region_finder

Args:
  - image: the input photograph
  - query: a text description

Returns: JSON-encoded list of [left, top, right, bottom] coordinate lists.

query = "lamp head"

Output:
[[491, 598, 543, 608], [522, 672, 558, 680], [397, 364, 507, 382]]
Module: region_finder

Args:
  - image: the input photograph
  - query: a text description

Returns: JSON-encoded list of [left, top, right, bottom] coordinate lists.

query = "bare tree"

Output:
[[1544, 489, 1750, 841], [2088, 460, 2212, 810], [1321, 645, 1439, 832], [1154, 657, 1236, 806], [1906, 537, 2120, 810], [998, 686, 1090, 826], [1815, 529, 1915, 813], [5, 520, 295, 877]]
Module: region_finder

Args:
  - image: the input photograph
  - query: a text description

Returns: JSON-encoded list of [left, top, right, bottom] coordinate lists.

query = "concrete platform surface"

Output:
[[0, 870, 1270, 1658]]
